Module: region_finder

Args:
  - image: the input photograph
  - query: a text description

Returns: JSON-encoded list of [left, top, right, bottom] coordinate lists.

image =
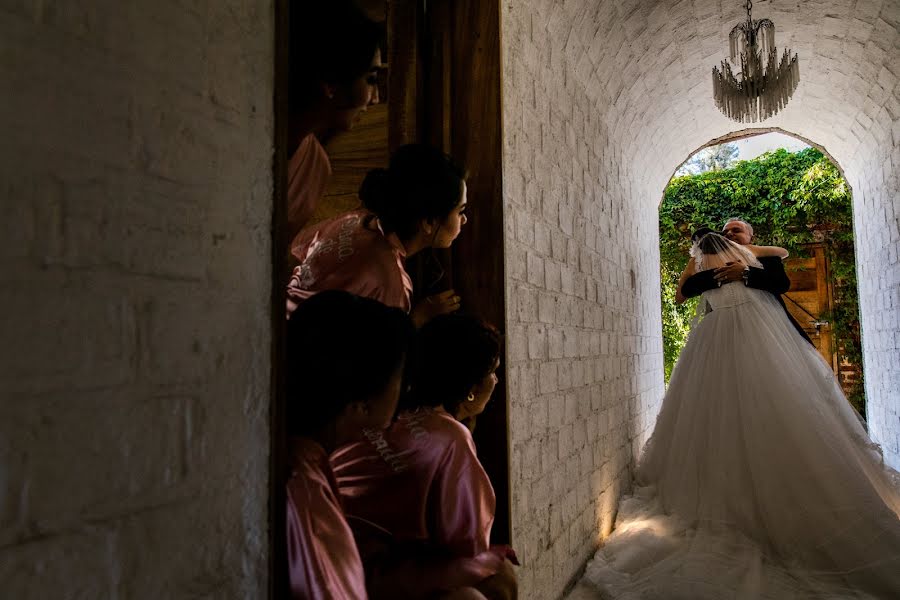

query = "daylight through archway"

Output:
[[659, 132, 865, 416]]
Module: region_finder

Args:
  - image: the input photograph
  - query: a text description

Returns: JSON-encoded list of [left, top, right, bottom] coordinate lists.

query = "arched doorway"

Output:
[[658, 129, 865, 414]]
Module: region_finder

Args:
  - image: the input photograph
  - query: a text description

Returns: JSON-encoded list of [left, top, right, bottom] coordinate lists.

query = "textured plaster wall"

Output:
[[500, 0, 900, 598], [0, 3, 273, 598]]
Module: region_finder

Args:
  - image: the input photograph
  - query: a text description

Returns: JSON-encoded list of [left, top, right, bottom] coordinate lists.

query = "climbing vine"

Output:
[[659, 148, 864, 413]]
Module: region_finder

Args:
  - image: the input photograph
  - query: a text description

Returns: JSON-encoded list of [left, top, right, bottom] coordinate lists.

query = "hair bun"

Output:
[[359, 168, 392, 216], [691, 226, 715, 242]]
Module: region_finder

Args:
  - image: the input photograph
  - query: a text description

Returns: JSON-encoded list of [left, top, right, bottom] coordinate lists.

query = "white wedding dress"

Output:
[[582, 251, 900, 599]]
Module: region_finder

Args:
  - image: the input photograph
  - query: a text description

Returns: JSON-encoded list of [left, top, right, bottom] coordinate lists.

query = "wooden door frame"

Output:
[[271, 0, 289, 597]]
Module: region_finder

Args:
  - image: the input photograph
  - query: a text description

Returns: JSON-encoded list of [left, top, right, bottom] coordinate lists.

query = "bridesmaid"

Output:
[[287, 143, 468, 326], [332, 314, 518, 600], [287, 0, 383, 243], [285, 290, 413, 599]]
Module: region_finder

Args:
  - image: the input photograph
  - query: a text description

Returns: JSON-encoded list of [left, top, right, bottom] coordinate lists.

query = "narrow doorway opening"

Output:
[[271, 1, 510, 595]]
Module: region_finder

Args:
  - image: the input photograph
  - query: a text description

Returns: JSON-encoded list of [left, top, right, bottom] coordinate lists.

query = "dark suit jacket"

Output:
[[680, 255, 813, 345]]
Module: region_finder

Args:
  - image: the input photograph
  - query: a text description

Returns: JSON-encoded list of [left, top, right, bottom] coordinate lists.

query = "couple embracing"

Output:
[[585, 220, 900, 599]]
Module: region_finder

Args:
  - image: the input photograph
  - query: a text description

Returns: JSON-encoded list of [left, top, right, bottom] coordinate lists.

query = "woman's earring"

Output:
[[466, 393, 475, 403]]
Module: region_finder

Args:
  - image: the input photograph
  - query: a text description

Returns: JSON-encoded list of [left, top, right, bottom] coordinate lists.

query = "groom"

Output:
[[680, 218, 813, 344]]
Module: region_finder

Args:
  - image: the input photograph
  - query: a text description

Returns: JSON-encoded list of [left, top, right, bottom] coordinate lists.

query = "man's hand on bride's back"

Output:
[[713, 261, 746, 284]]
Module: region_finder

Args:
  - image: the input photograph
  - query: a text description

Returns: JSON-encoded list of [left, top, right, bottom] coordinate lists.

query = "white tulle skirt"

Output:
[[582, 285, 900, 599]]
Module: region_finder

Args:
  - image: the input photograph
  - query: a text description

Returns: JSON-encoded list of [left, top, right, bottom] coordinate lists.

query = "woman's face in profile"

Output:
[[432, 182, 468, 248], [332, 48, 383, 131], [466, 357, 500, 418]]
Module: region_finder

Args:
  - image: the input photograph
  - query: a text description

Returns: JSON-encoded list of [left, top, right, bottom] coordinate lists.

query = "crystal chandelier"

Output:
[[712, 0, 799, 122]]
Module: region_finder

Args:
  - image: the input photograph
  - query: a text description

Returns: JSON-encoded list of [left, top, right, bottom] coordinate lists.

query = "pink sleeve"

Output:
[[284, 230, 318, 318], [286, 478, 368, 600], [286, 134, 331, 242], [370, 260, 412, 313], [430, 431, 495, 557], [285, 266, 311, 318]]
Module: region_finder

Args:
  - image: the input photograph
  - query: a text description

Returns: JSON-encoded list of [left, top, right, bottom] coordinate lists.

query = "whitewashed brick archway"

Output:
[[500, 1, 900, 597]]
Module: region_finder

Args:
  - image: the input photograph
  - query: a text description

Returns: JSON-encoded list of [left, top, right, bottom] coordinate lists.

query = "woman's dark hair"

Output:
[[285, 290, 414, 436], [359, 144, 466, 241], [697, 231, 728, 255], [691, 226, 714, 242], [289, 0, 383, 111], [405, 314, 501, 416]]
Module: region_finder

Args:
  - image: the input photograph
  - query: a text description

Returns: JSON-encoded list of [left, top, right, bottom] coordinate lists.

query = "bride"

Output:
[[582, 231, 900, 599]]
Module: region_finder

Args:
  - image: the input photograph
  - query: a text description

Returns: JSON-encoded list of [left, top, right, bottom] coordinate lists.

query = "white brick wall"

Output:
[[501, 1, 900, 598], [854, 167, 900, 468], [501, 4, 665, 598], [0, 3, 272, 598]]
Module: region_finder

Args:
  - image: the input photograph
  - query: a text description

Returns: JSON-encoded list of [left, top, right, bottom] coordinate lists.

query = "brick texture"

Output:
[[0, 3, 272, 598], [501, 3, 665, 598], [501, 1, 900, 598]]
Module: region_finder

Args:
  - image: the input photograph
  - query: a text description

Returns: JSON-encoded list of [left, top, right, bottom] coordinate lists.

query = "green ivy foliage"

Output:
[[659, 148, 864, 413]]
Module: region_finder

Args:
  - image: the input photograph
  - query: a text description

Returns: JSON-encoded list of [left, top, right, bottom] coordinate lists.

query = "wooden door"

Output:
[[784, 244, 835, 369]]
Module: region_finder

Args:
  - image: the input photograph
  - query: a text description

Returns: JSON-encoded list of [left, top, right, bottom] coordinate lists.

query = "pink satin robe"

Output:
[[286, 437, 368, 600], [331, 408, 510, 596], [286, 210, 413, 316], [287, 133, 331, 244]]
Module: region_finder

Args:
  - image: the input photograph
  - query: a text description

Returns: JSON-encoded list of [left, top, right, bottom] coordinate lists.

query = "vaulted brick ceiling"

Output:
[[548, 0, 899, 199]]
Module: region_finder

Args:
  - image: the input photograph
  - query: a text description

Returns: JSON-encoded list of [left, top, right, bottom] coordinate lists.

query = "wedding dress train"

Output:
[[582, 281, 900, 599]]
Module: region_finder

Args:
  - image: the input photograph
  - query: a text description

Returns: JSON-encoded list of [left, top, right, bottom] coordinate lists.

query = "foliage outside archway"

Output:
[[659, 148, 864, 413]]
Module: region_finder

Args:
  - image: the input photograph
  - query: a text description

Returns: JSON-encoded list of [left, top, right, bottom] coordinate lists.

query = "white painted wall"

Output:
[[0, 3, 273, 597]]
